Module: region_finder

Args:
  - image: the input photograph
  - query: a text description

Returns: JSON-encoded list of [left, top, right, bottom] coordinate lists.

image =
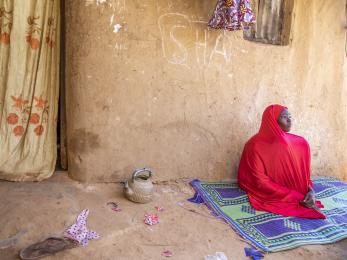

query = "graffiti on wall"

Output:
[[158, 13, 233, 70]]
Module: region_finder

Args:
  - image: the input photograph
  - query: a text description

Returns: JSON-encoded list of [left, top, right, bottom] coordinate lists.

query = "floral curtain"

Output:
[[0, 0, 60, 181]]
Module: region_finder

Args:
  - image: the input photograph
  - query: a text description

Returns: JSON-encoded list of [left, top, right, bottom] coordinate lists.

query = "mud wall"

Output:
[[65, 0, 347, 182]]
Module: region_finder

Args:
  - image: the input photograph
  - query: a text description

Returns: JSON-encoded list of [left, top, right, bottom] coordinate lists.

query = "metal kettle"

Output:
[[124, 168, 153, 203]]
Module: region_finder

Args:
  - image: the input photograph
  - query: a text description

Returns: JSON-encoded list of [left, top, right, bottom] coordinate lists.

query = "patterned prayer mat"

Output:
[[190, 177, 347, 252]]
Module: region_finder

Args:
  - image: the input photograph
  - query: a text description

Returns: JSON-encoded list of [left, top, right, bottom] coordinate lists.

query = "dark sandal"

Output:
[[19, 237, 78, 259]]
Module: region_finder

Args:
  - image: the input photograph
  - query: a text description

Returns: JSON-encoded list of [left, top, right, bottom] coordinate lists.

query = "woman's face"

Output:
[[277, 109, 292, 132]]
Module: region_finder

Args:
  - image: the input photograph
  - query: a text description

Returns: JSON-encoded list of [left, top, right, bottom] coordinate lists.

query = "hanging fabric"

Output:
[[0, 0, 60, 181], [208, 0, 256, 31]]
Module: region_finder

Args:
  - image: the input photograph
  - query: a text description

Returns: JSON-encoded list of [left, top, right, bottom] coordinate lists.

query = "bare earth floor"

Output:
[[0, 172, 346, 260]]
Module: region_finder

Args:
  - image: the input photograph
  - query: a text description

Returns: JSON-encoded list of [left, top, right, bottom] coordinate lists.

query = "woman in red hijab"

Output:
[[238, 104, 325, 219]]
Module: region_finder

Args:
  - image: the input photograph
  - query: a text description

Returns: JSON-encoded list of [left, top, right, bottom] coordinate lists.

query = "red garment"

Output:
[[238, 104, 325, 219]]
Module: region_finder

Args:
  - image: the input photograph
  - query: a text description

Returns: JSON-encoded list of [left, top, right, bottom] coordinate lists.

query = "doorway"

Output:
[[56, 0, 67, 171]]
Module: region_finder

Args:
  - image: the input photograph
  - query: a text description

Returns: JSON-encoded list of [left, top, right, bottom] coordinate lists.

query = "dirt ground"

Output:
[[0, 172, 346, 260]]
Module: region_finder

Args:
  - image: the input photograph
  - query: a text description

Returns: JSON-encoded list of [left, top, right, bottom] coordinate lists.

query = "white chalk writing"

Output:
[[158, 13, 233, 69]]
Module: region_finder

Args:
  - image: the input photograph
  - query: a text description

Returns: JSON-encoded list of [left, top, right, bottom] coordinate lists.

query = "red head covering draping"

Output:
[[238, 104, 325, 219]]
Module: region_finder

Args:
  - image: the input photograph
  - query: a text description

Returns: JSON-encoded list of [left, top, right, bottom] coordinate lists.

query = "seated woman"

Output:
[[238, 104, 325, 219]]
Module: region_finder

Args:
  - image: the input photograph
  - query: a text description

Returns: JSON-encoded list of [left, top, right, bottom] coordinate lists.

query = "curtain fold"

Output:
[[0, 0, 60, 181]]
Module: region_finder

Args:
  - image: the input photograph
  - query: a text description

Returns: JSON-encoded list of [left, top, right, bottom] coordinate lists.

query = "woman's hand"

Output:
[[300, 189, 316, 208]]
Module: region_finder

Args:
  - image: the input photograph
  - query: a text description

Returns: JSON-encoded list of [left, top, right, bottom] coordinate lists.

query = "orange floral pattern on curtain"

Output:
[[46, 17, 56, 48], [6, 95, 50, 137], [26, 16, 41, 49], [0, 6, 12, 44], [0, 0, 60, 181]]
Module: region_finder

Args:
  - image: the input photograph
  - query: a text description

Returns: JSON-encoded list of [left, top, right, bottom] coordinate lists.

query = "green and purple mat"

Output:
[[189, 177, 347, 252]]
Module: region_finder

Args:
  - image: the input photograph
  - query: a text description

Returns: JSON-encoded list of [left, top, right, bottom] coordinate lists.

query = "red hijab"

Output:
[[238, 104, 325, 219]]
